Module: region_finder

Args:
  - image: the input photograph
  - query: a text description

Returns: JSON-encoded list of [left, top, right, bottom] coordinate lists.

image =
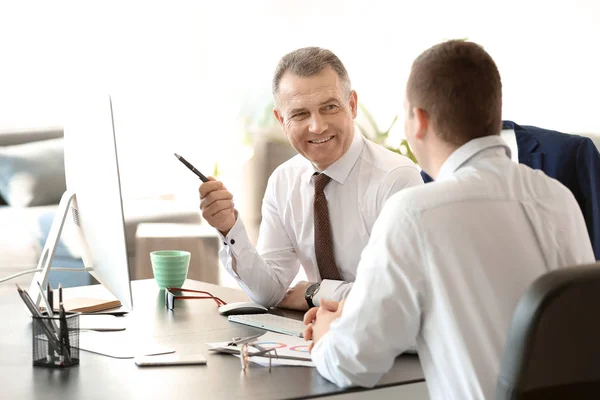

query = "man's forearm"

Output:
[[218, 217, 300, 307]]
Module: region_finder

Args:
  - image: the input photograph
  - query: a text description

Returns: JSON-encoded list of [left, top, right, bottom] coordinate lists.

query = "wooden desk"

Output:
[[0, 280, 424, 399]]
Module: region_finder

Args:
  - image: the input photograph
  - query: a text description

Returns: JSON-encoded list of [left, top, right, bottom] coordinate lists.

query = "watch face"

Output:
[[306, 283, 320, 298]]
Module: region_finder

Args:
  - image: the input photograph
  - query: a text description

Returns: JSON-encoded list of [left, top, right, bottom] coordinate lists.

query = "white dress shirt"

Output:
[[311, 135, 595, 399], [219, 132, 423, 307], [500, 128, 519, 162]]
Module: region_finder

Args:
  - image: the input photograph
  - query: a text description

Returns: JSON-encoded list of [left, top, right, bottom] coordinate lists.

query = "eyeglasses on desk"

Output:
[[164, 287, 227, 310]]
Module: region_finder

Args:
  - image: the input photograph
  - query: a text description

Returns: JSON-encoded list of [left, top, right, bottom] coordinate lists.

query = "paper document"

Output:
[[78, 331, 174, 359], [206, 331, 314, 368], [79, 314, 127, 331]]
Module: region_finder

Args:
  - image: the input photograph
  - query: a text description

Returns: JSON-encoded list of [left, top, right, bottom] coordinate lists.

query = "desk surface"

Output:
[[0, 279, 424, 400]]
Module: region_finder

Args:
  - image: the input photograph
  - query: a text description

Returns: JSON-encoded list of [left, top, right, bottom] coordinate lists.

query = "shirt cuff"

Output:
[[311, 332, 327, 362], [218, 216, 250, 256], [217, 217, 251, 276], [313, 280, 349, 307], [309, 323, 354, 388]]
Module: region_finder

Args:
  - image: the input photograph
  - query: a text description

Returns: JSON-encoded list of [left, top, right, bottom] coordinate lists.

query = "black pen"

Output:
[[59, 302, 72, 363], [174, 153, 209, 182], [48, 283, 54, 314], [57, 283, 72, 363]]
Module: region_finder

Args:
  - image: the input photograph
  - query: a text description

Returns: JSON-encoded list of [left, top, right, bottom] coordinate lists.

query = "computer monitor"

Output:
[[28, 95, 133, 310]]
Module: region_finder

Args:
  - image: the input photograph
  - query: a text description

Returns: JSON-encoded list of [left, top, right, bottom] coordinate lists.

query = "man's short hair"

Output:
[[272, 47, 351, 105], [406, 40, 502, 146]]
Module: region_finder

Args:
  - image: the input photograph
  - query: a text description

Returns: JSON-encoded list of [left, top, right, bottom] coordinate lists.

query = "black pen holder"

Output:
[[32, 314, 80, 368]]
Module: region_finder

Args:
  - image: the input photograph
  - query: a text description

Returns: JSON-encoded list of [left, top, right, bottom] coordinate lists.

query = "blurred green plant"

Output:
[[241, 100, 285, 147], [212, 161, 220, 178], [354, 103, 417, 164]]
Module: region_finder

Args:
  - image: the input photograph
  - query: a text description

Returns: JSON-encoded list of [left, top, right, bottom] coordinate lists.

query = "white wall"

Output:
[[0, 0, 598, 202]]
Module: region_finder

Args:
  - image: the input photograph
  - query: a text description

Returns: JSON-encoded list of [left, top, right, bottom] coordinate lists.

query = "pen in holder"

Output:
[[32, 313, 80, 368]]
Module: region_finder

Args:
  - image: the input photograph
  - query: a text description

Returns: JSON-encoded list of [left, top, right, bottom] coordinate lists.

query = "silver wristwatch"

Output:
[[304, 282, 321, 308]]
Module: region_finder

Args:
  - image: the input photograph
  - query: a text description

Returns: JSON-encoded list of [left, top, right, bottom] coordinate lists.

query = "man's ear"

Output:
[[273, 108, 285, 127], [349, 90, 358, 119], [414, 107, 429, 140]]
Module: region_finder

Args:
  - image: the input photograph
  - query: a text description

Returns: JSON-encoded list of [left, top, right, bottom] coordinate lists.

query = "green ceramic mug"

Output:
[[150, 250, 190, 289]]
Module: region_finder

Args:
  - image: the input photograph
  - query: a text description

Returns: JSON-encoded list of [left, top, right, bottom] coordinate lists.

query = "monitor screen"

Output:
[[29, 95, 133, 310]]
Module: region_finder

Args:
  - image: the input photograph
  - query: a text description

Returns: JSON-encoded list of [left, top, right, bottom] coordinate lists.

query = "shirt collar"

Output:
[[436, 135, 511, 182], [302, 132, 365, 186]]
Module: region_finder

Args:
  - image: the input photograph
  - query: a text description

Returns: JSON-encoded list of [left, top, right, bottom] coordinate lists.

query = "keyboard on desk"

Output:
[[228, 313, 305, 338]]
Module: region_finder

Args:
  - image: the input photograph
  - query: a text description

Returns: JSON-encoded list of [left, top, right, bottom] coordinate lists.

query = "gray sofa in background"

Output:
[[0, 127, 201, 288]]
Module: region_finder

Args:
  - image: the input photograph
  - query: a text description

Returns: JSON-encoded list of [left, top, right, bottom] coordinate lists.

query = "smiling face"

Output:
[[273, 66, 357, 171]]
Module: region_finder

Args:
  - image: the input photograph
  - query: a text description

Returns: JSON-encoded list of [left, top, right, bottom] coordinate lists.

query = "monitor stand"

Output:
[[28, 191, 94, 307]]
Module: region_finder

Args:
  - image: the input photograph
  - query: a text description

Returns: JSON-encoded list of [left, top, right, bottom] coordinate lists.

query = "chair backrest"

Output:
[[495, 264, 600, 399]]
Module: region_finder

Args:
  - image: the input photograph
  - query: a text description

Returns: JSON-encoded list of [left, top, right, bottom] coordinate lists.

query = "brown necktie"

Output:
[[313, 173, 342, 280]]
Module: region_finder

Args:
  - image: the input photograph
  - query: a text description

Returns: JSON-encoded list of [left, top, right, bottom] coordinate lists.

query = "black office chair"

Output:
[[495, 264, 600, 399]]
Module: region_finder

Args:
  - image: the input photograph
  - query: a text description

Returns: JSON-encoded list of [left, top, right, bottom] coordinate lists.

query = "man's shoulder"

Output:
[[387, 177, 465, 213], [360, 138, 419, 173], [395, 162, 578, 213], [513, 162, 581, 203], [384, 159, 585, 220]]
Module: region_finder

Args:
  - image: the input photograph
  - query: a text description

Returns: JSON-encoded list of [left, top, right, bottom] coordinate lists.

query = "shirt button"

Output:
[[230, 239, 236, 245]]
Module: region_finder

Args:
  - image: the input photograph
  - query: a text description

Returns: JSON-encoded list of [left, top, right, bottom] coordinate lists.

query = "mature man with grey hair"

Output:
[[199, 47, 423, 310]]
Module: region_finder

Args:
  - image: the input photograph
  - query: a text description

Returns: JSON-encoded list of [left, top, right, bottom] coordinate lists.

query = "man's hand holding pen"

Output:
[[199, 177, 237, 236], [174, 153, 236, 235]]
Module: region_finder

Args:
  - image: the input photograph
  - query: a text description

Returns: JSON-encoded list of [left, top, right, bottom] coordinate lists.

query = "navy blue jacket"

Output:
[[421, 121, 600, 260]]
